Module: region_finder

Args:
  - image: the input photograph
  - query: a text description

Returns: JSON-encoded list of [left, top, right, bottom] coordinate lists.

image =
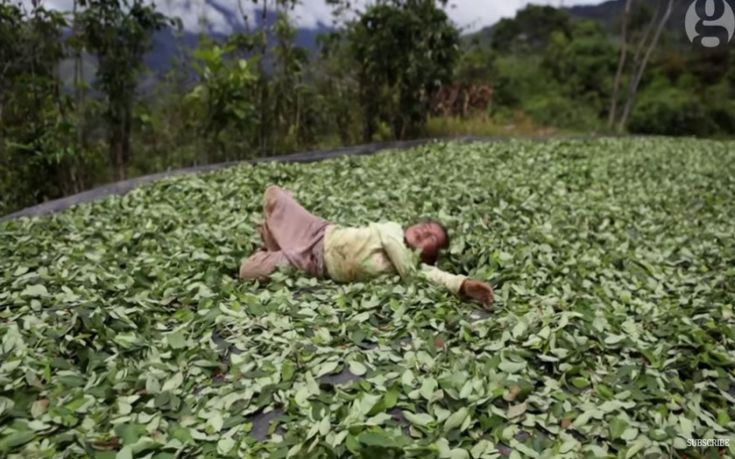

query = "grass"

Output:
[[1, 137, 734, 458]]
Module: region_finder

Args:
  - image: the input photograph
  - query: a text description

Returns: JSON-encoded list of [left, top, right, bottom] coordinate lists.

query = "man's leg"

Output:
[[254, 185, 331, 277], [239, 250, 290, 281], [257, 186, 296, 251], [261, 185, 329, 249], [257, 186, 292, 252], [258, 222, 280, 252]]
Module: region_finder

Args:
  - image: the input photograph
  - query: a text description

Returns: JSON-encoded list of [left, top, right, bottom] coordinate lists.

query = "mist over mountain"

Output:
[[59, 4, 332, 90], [146, 2, 333, 74]]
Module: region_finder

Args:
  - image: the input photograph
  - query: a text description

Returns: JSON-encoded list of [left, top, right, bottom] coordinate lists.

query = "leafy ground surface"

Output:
[[1, 138, 734, 459]]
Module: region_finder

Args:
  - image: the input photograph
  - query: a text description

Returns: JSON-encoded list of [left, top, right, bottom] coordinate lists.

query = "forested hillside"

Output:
[[2, 0, 735, 216]]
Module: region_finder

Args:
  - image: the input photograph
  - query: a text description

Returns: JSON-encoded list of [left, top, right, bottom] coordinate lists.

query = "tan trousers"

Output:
[[239, 186, 331, 281]]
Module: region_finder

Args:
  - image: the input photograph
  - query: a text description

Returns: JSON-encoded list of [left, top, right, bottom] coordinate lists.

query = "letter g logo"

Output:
[[685, 0, 735, 47]]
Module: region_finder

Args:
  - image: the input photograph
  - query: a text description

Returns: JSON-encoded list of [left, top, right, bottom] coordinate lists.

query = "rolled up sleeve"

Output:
[[376, 222, 466, 294], [420, 264, 467, 294], [376, 222, 419, 279]]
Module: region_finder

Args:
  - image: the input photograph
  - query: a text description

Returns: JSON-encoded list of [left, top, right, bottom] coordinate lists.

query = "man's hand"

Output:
[[460, 279, 495, 308]]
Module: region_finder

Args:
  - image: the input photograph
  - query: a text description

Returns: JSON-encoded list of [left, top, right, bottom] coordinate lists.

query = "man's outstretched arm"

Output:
[[420, 264, 495, 308], [378, 222, 495, 308]]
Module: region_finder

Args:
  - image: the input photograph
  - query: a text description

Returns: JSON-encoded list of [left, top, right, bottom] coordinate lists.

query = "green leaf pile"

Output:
[[1, 138, 734, 458]]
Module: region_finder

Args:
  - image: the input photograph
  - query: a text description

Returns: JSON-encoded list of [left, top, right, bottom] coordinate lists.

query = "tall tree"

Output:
[[491, 5, 572, 53], [617, 0, 674, 132], [346, 0, 460, 141], [234, 0, 299, 156], [608, 0, 633, 129], [0, 2, 78, 213], [66, 0, 86, 194], [544, 20, 618, 115], [311, 30, 362, 146], [272, 10, 310, 150], [77, 0, 170, 180], [186, 37, 258, 163]]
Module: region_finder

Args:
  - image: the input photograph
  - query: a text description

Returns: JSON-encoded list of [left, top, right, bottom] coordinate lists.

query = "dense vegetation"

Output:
[[465, 2, 735, 136], [1, 138, 734, 458], [1, 0, 735, 214]]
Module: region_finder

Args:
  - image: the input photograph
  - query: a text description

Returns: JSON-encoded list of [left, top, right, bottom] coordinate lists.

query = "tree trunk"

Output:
[[74, 0, 86, 143], [122, 106, 132, 179], [618, 0, 673, 132], [108, 104, 129, 181], [362, 85, 377, 142], [71, 0, 84, 194], [295, 88, 301, 145], [259, 77, 270, 156], [608, 0, 633, 129], [631, 0, 662, 70], [111, 130, 125, 181], [258, 0, 270, 156]]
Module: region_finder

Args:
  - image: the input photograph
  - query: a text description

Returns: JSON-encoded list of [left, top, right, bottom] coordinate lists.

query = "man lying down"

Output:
[[239, 185, 495, 308]]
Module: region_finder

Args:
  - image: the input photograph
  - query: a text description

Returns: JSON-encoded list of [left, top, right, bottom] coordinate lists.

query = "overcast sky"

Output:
[[22, 0, 604, 33]]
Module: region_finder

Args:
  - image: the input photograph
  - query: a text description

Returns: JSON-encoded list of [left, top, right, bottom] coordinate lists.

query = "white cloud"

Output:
[[286, 0, 605, 32], [25, 0, 604, 33], [161, 0, 220, 33], [291, 1, 335, 29]]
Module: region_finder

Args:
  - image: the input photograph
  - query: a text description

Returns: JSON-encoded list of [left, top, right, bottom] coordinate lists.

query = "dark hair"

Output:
[[420, 219, 450, 265]]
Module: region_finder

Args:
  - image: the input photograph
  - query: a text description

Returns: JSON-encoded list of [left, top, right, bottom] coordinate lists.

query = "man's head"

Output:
[[404, 220, 450, 265]]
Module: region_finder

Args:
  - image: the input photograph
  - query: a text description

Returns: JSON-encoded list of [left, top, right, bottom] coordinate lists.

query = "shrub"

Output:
[[702, 81, 735, 136], [523, 94, 604, 131], [629, 87, 717, 137], [707, 101, 735, 135], [491, 56, 559, 109]]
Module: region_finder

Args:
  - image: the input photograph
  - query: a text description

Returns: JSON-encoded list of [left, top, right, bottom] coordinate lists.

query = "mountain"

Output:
[[72, 0, 735, 87], [564, 0, 627, 28], [146, 23, 332, 75], [564, 0, 722, 37], [60, 3, 333, 89], [465, 1, 627, 46], [466, 0, 735, 47]]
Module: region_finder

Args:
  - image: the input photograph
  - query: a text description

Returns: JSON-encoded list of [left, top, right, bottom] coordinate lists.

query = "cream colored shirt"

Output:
[[323, 222, 467, 294]]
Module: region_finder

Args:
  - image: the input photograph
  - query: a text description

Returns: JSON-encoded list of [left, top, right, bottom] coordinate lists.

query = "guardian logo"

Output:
[[685, 0, 735, 47]]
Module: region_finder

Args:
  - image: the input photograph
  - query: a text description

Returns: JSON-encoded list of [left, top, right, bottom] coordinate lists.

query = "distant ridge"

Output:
[[60, 4, 332, 89], [466, 0, 735, 47]]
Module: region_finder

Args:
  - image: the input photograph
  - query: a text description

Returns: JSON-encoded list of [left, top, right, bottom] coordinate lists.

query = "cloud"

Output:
[[162, 0, 220, 32], [24, 0, 604, 33], [296, 0, 604, 32], [292, 0, 336, 28]]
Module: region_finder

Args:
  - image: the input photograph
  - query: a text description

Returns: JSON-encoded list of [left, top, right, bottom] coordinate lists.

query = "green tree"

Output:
[[543, 21, 618, 116], [236, 0, 299, 156], [185, 38, 258, 163], [490, 5, 572, 53], [0, 2, 81, 214], [271, 11, 311, 151], [616, 0, 674, 132], [347, 0, 460, 141], [310, 31, 362, 146], [455, 42, 496, 84], [77, 0, 171, 180]]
